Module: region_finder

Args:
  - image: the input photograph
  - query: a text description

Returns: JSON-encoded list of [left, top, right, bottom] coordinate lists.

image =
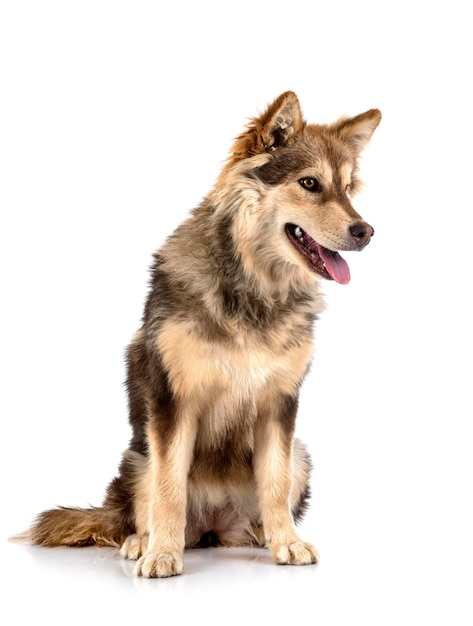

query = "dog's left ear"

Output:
[[230, 92, 305, 163], [334, 109, 382, 154]]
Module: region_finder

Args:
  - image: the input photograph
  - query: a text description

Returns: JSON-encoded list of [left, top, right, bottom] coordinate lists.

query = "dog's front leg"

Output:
[[255, 395, 319, 566], [134, 411, 197, 578]]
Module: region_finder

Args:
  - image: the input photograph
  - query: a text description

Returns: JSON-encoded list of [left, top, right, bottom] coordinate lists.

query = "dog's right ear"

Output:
[[257, 91, 305, 151], [229, 92, 305, 164]]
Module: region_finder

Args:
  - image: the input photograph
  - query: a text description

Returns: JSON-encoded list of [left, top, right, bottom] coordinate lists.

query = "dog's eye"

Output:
[[300, 177, 321, 192]]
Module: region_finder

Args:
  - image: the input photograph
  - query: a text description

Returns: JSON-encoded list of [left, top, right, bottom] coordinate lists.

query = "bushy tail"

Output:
[[13, 506, 122, 548]]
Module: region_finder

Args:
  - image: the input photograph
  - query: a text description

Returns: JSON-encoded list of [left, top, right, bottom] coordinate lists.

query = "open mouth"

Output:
[[285, 223, 350, 284]]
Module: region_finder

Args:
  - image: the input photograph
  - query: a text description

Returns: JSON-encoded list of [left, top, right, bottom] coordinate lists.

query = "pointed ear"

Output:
[[334, 109, 382, 154], [230, 91, 305, 162], [258, 91, 305, 150]]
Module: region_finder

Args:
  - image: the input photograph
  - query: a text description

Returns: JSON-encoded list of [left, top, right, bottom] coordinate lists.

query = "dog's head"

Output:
[[218, 92, 381, 286]]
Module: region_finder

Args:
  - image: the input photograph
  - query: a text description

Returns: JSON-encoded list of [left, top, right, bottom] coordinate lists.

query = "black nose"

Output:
[[349, 221, 374, 250]]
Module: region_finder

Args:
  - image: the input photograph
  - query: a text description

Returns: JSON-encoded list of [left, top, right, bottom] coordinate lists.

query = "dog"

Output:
[[17, 92, 381, 578]]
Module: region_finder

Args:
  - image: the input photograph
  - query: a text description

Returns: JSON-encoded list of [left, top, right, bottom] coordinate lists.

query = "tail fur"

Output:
[[14, 507, 121, 548]]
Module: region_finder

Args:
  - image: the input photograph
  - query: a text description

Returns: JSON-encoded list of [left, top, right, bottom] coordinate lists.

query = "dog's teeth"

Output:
[[294, 226, 303, 239]]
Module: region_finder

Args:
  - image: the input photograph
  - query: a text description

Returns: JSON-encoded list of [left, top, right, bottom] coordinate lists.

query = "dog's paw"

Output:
[[119, 534, 149, 560], [134, 551, 184, 578], [272, 540, 319, 565]]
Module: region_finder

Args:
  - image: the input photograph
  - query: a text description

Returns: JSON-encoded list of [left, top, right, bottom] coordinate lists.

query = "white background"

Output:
[[1, 1, 472, 624]]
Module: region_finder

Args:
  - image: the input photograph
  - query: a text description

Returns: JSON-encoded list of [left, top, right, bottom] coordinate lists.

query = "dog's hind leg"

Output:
[[120, 533, 149, 560], [290, 437, 313, 523]]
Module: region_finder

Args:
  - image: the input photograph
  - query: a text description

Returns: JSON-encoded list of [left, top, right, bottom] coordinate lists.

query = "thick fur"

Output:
[[18, 92, 381, 577]]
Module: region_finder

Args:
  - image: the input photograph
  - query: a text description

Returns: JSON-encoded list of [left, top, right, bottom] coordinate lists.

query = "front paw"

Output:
[[134, 551, 184, 578], [272, 540, 319, 565]]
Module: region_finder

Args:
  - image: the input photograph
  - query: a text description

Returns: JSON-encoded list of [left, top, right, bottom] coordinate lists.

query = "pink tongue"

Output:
[[318, 245, 351, 284]]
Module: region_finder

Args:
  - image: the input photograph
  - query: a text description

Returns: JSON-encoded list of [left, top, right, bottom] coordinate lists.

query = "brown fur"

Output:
[[16, 92, 381, 577]]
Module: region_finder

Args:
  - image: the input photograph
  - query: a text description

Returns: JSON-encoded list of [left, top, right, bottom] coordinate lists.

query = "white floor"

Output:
[[4, 496, 472, 626], [6, 542, 322, 624]]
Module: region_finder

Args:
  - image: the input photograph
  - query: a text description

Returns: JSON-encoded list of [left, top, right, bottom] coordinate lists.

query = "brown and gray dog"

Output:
[[18, 92, 381, 577]]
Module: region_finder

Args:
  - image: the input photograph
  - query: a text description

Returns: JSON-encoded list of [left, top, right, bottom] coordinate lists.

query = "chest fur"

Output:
[[156, 317, 314, 404]]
